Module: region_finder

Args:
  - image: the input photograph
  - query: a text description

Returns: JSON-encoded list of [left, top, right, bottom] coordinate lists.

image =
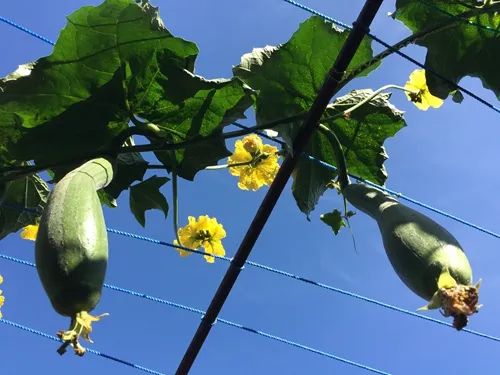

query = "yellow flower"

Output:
[[228, 134, 280, 191], [57, 311, 108, 356], [174, 215, 226, 263], [404, 69, 444, 111], [20, 224, 39, 241], [0, 274, 4, 319]]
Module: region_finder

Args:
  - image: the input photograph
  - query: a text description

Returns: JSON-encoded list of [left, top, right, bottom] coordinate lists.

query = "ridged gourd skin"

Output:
[[343, 183, 472, 300], [35, 158, 114, 317]]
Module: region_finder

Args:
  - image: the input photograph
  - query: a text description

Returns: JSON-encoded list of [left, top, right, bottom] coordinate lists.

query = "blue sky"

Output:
[[1, 1, 500, 374]]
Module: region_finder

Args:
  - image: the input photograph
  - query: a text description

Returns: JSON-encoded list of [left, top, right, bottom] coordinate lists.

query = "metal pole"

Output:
[[175, 1, 384, 373]]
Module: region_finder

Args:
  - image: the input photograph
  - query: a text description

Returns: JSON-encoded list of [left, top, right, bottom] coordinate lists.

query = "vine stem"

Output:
[[172, 171, 182, 246], [317, 84, 412, 189], [0, 113, 306, 183], [204, 162, 250, 170], [341, 3, 500, 86]]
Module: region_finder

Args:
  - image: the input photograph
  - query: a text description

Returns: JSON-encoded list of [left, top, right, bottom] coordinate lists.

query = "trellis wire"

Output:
[[230, 122, 500, 240], [280, 0, 500, 114], [0, 253, 391, 375], [417, 0, 500, 34], [1, 4, 499, 116], [2, 202, 500, 343], [96, 233, 500, 343], [0, 6, 499, 373], [1, 16, 499, 239], [0, 318, 166, 375]]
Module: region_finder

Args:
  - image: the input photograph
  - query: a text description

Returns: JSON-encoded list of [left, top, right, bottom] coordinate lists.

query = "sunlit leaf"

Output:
[[395, 0, 500, 99], [129, 175, 169, 227]]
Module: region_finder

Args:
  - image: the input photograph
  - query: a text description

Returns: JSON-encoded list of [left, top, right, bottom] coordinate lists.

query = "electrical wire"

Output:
[[417, 0, 500, 34], [0, 318, 167, 375], [280, 0, 500, 114], [1, 16, 499, 239], [2, 202, 500, 343], [229, 122, 500, 240], [0, 253, 392, 375]]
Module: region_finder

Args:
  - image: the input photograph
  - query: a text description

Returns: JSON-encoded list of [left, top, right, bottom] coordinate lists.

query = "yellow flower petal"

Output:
[[404, 69, 444, 111], [437, 269, 458, 289], [20, 224, 39, 241], [173, 240, 192, 257], [203, 240, 226, 263], [228, 135, 280, 191], [174, 216, 226, 263]]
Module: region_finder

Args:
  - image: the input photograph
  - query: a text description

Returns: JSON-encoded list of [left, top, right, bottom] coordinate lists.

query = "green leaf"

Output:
[[323, 90, 406, 183], [293, 90, 405, 215], [129, 175, 169, 227], [104, 152, 149, 200], [395, 0, 500, 99], [97, 190, 118, 208], [234, 16, 379, 142], [233, 16, 382, 215], [128, 63, 254, 180], [0, 0, 198, 166], [0, 175, 50, 239], [292, 139, 338, 216], [299, 89, 407, 215], [320, 209, 346, 235]]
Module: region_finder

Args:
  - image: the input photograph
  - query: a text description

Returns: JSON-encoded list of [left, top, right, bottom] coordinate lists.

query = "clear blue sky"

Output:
[[1, 1, 500, 374]]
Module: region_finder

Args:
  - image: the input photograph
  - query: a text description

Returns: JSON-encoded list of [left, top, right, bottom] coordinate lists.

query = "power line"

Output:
[[2, 202, 499, 342], [1, 16, 499, 239], [173, 2, 384, 372], [280, 0, 500, 115], [230, 122, 500, 240], [0, 16, 55, 45], [96, 233, 500, 343], [1, 4, 499, 116], [417, 0, 500, 34], [0, 318, 166, 375], [0, 253, 392, 375]]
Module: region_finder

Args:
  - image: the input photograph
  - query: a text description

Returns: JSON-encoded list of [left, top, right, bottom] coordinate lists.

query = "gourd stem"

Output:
[[318, 124, 349, 190], [130, 114, 186, 139], [172, 171, 182, 246], [65, 158, 115, 190], [317, 84, 408, 190], [340, 4, 500, 86], [0, 113, 307, 183]]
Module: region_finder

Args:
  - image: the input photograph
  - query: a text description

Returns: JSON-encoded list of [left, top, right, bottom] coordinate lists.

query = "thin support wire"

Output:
[[230, 122, 500, 240], [0, 16, 55, 45], [2, 205, 500, 344], [1, 16, 500, 239], [174, 2, 385, 372], [280, 0, 500, 115], [0, 318, 166, 375], [1, 6, 499, 115], [417, 0, 500, 34], [0, 253, 391, 375]]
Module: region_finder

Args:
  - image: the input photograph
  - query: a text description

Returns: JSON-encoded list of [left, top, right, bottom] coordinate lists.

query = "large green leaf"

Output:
[[233, 17, 387, 214], [0, 0, 198, 166], [129, 175, 169, 227], [233, 16, 379, 142], [292, 90, 406, 215], [127, 58, 254, 179], [395, 0, 500, 99], [0, 175, 50, 239]]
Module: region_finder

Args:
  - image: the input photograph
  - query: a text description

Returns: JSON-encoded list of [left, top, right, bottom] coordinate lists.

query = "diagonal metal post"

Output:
[[175, 1, 384, 373]]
